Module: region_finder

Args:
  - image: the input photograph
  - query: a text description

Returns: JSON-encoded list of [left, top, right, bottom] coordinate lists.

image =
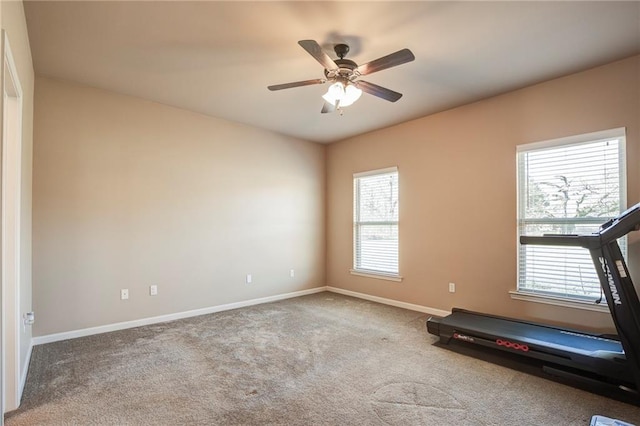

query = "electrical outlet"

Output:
[[246, 274, 252, 284], [448, 282, 456, 293], [149, 285, 158, 296], [290, 269, 295, 278], [121, 289, 129, 300]]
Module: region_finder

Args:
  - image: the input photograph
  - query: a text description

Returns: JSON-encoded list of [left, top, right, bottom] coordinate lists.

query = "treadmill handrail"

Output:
[[520, 201, 640, 248], [520, 234, 600, 249]]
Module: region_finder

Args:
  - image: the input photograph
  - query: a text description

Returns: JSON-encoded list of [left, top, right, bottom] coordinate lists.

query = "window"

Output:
[[352, 167, 400, 280], [517, 128, 626, 302]]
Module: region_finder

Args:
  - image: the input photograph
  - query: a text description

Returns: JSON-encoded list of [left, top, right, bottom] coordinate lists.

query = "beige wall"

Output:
[[30, 54, 640, 336], [2, 0, 34, 397], [33, 77, 325, 336], [327, 55, 640, 333]]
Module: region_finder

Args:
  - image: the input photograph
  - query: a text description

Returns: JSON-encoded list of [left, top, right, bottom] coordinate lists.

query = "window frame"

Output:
[[513, 127, 626, 309], [351, 166, 402, 282]]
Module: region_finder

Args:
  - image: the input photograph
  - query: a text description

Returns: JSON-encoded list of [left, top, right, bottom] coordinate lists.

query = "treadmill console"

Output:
[[600, 202, 640, 230], [598, 201, 640, 242]]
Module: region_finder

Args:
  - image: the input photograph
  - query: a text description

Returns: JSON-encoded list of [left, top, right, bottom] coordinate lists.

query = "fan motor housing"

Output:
[[325, 58, 358, 80]]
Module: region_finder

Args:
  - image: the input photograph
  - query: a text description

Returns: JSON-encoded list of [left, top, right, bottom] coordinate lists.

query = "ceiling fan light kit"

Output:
[[268, 40, 415, 114], [321, 82, 362, 107]]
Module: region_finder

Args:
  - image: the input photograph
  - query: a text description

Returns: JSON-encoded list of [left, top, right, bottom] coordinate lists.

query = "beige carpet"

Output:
[[5, 292, 640, 425]]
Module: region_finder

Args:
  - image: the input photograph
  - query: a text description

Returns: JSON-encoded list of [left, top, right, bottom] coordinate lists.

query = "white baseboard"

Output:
[[33, 286, 328, 346], [326, 286, 451, 317], [32, 285, 449, 346]]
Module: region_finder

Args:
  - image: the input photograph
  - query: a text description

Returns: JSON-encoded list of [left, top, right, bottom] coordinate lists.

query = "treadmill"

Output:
[[427, 202, 640, 402]]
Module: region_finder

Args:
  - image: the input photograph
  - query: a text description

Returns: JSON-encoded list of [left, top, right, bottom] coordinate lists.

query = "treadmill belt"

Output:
[[444, 311, 623, 355]]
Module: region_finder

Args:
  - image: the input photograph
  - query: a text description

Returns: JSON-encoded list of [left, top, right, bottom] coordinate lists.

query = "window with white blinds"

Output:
[[517, 128, 626, 301], [353, 167, 399, 277]]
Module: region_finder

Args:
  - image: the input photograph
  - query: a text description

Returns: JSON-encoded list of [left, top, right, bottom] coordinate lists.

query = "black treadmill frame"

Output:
[[427, 202, 640, 400], [589, 233, 640, 390]]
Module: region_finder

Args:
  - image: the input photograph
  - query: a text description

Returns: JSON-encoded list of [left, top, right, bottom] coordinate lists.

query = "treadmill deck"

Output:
[[439, 309, 624, 357]]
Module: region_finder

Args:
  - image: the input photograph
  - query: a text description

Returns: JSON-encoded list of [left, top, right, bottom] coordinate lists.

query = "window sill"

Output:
[[350, 269, 403, 282], [508, 290, 610, 313]]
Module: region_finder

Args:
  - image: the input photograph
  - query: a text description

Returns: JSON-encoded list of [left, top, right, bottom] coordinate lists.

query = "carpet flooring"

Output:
[[5, 292, 640, 425]]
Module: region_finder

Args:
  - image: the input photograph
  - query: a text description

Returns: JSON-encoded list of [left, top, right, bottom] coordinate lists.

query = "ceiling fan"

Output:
[[268, 40, 415, 114]]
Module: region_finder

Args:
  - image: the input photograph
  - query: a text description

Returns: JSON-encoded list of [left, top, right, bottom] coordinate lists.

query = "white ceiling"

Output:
[[24, 1, 640, 144]]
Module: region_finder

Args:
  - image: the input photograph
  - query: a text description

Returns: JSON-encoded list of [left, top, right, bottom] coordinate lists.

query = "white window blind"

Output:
[[353, 167, 399, 276], [517, 128, 626, 301]]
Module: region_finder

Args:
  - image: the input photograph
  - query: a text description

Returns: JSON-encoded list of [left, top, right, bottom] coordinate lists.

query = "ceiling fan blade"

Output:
[[298, 40, 339, 71], [268, 79, 325, 91], [356, 48, 415, 76], [357, 81, 403, 102], [321, 100, 336, 114]]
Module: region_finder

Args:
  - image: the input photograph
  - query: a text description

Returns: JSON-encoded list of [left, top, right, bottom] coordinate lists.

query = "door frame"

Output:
[[2, 29, 23, 414]]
